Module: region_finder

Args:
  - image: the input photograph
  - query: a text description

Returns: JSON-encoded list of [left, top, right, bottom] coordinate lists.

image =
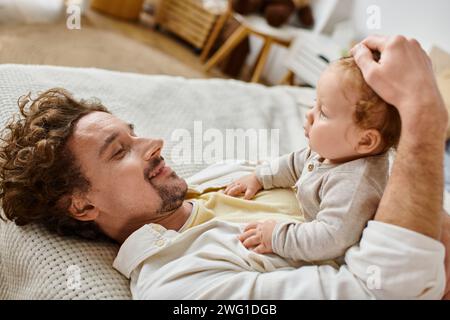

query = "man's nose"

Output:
[[143, 138, 164, 161]]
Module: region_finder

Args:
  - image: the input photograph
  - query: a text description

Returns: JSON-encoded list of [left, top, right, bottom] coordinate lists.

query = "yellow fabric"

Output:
[[183, 186, 339, 268], [183, 187, 305, 230]]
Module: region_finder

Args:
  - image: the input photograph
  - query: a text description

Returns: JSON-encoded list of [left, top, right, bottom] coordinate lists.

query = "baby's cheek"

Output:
[[310, 127, 340, 156]]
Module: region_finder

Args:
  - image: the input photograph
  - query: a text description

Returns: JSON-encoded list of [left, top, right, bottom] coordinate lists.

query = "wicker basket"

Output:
[[156, 0, 220, 49], [91, 0, 145, 20]]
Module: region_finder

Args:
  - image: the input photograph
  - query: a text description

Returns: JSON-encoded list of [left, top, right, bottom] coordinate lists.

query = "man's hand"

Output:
[[238, 220, 277, 254], [351, 35, 447, 132], [351, 35, 447, 240], [224, 173, 263, 200]]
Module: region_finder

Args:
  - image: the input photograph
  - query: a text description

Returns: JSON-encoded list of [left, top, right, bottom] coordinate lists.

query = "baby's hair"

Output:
[[332, 54, 401, 153]]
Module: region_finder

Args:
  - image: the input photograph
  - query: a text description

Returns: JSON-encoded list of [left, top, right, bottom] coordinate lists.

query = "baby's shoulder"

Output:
[[335, 152, 389, 173], [325, 152, 391, 191]]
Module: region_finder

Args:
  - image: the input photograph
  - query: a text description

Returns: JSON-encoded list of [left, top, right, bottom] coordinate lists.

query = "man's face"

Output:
[[67, 111, 187, 236]]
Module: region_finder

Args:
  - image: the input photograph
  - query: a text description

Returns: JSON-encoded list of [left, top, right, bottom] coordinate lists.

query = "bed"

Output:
[[0, 64, 315, 299]]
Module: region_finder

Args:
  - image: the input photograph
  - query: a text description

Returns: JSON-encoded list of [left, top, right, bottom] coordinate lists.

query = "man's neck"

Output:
[[153, 200, 193, 231], [112, 201, 193, 243]]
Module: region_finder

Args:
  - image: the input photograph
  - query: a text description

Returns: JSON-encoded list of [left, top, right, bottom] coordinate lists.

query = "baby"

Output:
[[224, 55, 401, 263]]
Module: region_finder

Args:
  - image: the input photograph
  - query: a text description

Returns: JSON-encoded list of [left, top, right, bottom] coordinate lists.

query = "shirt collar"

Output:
[[113, 223, 178, 278]]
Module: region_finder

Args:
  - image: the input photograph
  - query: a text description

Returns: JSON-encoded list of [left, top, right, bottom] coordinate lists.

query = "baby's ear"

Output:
[[356, 129, 382, 155]]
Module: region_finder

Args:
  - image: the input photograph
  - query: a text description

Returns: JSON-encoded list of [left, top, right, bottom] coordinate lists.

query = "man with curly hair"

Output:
[[0, 35, 449, 299]]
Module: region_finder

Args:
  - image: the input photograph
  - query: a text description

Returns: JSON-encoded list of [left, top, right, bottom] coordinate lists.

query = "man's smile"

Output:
[[144, 157, 175, 183], [148, 161, 165, 180]]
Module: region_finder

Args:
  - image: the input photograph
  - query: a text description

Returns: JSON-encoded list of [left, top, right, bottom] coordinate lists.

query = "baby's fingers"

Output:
[[243, 187, 257, 200], [253, 244, 267, 254], [243, 222, 259, 232], [224, 184, 246, 196], [253, 244, 272, 254], [242, 235, 262, 249], [223, 183, 235, 194], [238, 228, 256, 242]]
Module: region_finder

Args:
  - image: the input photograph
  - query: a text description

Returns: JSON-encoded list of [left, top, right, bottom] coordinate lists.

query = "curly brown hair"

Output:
[[0, 88, 110, 240], [333, 56, 401, 153]]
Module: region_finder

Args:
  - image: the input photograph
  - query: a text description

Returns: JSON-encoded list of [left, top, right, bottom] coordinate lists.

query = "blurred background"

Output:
[[0, 0, 450, 188], [0, 0, 448, 85]]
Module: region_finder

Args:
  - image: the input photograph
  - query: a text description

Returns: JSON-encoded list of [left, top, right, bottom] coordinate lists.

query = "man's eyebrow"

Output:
[[98, 132, 120, 158], [98, 123, 134, 158]]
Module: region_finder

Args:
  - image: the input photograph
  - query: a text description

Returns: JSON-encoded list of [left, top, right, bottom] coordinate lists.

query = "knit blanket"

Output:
[[0, 64, 314, 299]]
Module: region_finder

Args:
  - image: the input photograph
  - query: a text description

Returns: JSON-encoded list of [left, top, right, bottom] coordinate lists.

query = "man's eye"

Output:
[[113, 148, 126, 159]]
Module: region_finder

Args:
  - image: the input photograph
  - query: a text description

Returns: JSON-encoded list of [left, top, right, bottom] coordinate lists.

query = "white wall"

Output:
[[0, 0, 65, 24], [249, 0, 450, 84], [351, 0, 450, 53]]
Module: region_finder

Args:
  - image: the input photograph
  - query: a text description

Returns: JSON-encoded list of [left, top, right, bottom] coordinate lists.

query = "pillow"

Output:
[[0, 219, 131, 299], [0, 64, 313, 299]]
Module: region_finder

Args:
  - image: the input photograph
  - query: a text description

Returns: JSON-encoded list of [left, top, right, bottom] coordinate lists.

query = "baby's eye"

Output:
[[319, 110, 328, 119]]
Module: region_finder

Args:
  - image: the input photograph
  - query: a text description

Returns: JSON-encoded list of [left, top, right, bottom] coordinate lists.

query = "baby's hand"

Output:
[[223, 173, 262, 200], [238, 220, 277, 254]]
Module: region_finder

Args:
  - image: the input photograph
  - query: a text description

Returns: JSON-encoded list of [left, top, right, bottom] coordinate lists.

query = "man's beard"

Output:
[[150, 171, 187, 214], [146, 156, 187, 214]]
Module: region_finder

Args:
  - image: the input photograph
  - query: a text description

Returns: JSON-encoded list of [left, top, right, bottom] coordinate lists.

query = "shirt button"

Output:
[[155, 239, 165, 247], [307, 164, 314, 171]]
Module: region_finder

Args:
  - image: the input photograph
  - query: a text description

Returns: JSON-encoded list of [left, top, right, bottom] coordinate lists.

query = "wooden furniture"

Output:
[[90, 0, 145, 20], [155, 0, 224, 50], [202, 1, 299, 83], [281, 30, 341, 86]]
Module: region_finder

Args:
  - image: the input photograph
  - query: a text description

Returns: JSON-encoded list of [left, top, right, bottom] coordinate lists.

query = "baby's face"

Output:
[[304, 66, 363, 162]]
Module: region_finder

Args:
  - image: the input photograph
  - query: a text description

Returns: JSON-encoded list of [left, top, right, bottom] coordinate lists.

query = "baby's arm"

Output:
[[272, 172, 383, 262], [256, 148, 310, 189], [224, 148, 310, 199]]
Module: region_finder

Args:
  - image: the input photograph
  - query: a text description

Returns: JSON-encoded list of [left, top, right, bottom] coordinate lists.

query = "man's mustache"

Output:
[[144, 156, 164, 181]]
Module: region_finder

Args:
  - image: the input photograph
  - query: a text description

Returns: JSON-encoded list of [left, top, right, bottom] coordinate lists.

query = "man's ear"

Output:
[[356, 129, 382, 155], [68, 193, 99, 222]]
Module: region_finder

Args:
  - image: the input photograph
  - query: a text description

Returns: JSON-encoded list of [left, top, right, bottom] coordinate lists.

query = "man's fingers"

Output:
[[352, 43, 380, 83], [360, 34, 388, 52]]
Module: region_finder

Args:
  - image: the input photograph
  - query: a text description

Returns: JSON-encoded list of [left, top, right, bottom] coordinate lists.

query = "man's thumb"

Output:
[[352, 43, 378, 77]]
